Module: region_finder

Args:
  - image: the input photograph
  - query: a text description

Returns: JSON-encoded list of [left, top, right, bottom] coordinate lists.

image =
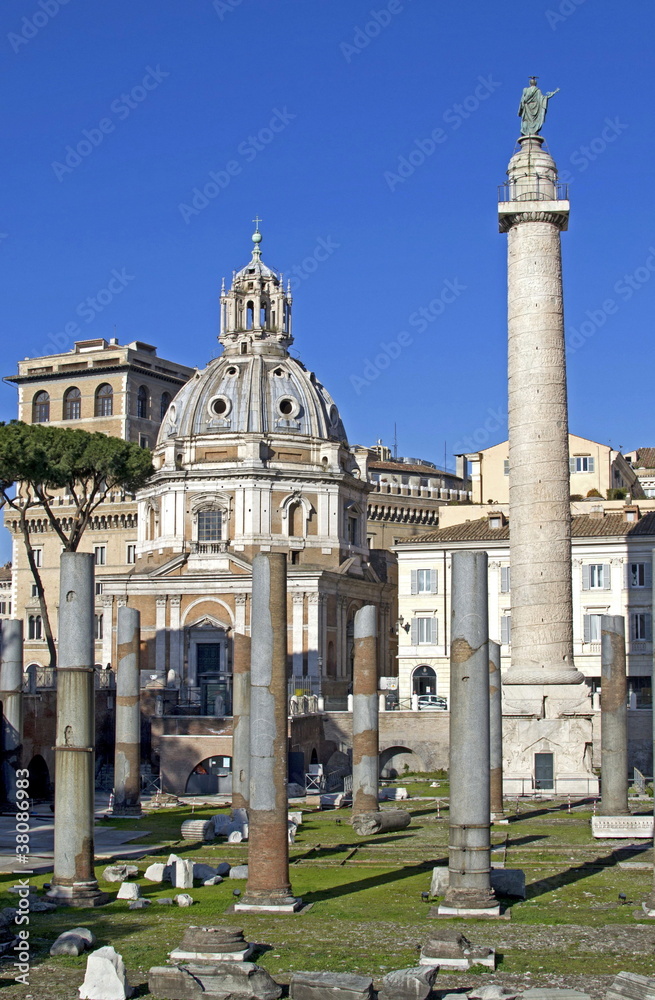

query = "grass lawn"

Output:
[[1, 791, 654, 998]]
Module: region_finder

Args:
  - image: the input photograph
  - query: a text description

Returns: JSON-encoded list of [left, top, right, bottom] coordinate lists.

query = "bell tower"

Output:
[[219, 223, 293, 359]]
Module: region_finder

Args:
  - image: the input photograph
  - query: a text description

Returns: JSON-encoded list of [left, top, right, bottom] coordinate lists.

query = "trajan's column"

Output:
[[498, 79, 598, 795]]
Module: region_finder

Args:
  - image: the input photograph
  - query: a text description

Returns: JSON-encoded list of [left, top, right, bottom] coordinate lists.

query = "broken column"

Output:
[[351, 605, 379, 817], [231, 631, 251, 811], [489, 639, 504, 820], [599, 615, 628, 816], [236, 552, 300, 912], [438, 550, 499, 917], [0, 620, 24, 807], [112, 606, 142, 818], [47, 552, 108, 907]]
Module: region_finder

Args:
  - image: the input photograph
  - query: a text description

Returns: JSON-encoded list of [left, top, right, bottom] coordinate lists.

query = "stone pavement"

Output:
[[0, 794, 164, 874]]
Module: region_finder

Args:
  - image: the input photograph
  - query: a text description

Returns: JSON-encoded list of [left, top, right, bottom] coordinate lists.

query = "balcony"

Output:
[[498, 180, 569, 203], [189, 540, 229, 555]]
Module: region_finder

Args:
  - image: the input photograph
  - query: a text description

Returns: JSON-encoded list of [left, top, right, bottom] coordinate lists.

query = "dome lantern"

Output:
[[219, 223, 293, 359]]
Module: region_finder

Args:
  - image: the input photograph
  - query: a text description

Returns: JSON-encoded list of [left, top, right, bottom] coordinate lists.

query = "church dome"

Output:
[[158, 229, 348, 447], [159, 352, 347, 443]]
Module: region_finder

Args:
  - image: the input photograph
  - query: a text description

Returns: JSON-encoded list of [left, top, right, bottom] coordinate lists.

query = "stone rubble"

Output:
[[290, 970, 374, 1000], [116, 882, 141, 900], [101, 864, 140, 883], [50, 926, 96, 957], [79, 945, 132, 1000], [378, 966, 437, 1000]]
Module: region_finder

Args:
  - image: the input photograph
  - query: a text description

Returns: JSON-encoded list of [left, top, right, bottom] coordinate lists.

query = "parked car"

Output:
[[417, 695, 447, 711]]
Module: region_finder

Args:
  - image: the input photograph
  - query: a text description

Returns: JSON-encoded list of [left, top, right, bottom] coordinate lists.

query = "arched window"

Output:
[[246, 301, 254, 329], [412, 665, 437, 696], [95, 384, 113, 417], [63, 386, 81, 420], [32, 391, 49, 424], [137, 385, 149, 419], [260, 302, 268, 327], [160, 391, 172, 421], [28, 615, 42, 640]]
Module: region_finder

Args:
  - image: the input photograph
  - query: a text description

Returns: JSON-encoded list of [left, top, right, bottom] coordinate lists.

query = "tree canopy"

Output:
[[0, 421, 154, 550]]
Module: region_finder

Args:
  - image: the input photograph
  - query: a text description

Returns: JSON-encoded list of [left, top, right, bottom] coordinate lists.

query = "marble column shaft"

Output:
[[441, 550, 498, 914], [48, 553, 107, 906], [600, 615, 628, 816], [352, 605, 379, 817], [113, 606, 142, 817], [489, 639, 504, 819], [0, 620, 24, 805], [231, 631, 251, 811], [238, 552, 298, 910]]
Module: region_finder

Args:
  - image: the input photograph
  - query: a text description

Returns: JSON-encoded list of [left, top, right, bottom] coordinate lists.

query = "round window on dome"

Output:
[[278, 396, 299, 418], [226, 367, 238, 376], [208, 395, 232, 418], [329, 405, 339, 427]]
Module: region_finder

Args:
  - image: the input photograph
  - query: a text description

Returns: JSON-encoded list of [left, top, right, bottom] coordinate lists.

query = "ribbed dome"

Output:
[[159, 352, 348, 444]]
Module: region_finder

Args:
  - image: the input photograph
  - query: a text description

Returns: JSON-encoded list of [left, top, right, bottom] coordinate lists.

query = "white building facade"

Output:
[[394, 506, 655, 713]]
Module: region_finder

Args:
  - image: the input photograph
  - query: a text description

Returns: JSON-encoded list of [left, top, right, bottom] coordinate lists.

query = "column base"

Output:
[[235, 890, 302, 913], [437, 886, 500, 918], [592, 815, 653, 839], [108, 807, 144, 819], [46, 882, 110, 907]]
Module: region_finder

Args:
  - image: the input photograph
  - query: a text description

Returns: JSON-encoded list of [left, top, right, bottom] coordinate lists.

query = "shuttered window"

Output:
[[582, 564, 610, 590], [500, 566, 510, 593], [501, 615, 511, 645]]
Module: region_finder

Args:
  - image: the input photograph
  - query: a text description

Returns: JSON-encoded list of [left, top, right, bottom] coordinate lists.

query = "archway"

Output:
[[27, 755, 51, 800], [412, 665, 437, 696], [185, 754, 232, 795], [379, 745, 424, 778]]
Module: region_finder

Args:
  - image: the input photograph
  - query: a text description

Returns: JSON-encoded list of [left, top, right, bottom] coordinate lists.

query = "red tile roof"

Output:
[[398, 512, 655, 544]]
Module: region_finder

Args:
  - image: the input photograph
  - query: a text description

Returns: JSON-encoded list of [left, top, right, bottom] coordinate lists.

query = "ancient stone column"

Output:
[[489, 639, 504, 820], [351, 605, 379, 817], [231, 631, 251, 811], [112, 606, 142, 818], [439, 550, 499, 916], [236, 552, 300, 912], [0, 621, 24, 806], [48, 552, 108, 906], [599, 615, 628, 816], [500, 136, 583, 687]]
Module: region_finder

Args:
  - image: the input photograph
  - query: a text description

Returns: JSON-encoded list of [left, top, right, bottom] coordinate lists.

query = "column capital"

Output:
[[235, 593, 247, 606], [156, 597, 168, 608], [292, 592, 305, 605], [169, 595, 182, 608]]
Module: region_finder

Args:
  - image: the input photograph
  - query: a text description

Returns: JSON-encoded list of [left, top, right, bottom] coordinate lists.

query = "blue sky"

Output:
[[2, 0, 653, 477]]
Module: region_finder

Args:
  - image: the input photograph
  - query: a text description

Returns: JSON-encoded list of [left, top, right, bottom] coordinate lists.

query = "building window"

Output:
[[630, 612, 652, 642], [503, 459, 510, 476], [500, 566, 511, 593], [137, 385, 149, 419], [501, 614, 512, 645], [94, 545, 106, 566], [583, 614, 603, 643], [582, 564, 610, 590], [126, 544, 136, 564], [63, 386, 81, 420], [411, 569, 437, 595], [28, 615, 42, 640], [197, 510, 222, 542], [32, 391, 50, 423], [31, 584, 38, 598], [94, 614, 103, 640], [411, 617, 436, 644], [95, 582, 104, 595], [570, 455, 595, 473], [95, 383, 113, 417], [628, 563, 650, 588], [32, 548, 42, 568], [160, 391, 172, 420], [139, 435, 150, 449]]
